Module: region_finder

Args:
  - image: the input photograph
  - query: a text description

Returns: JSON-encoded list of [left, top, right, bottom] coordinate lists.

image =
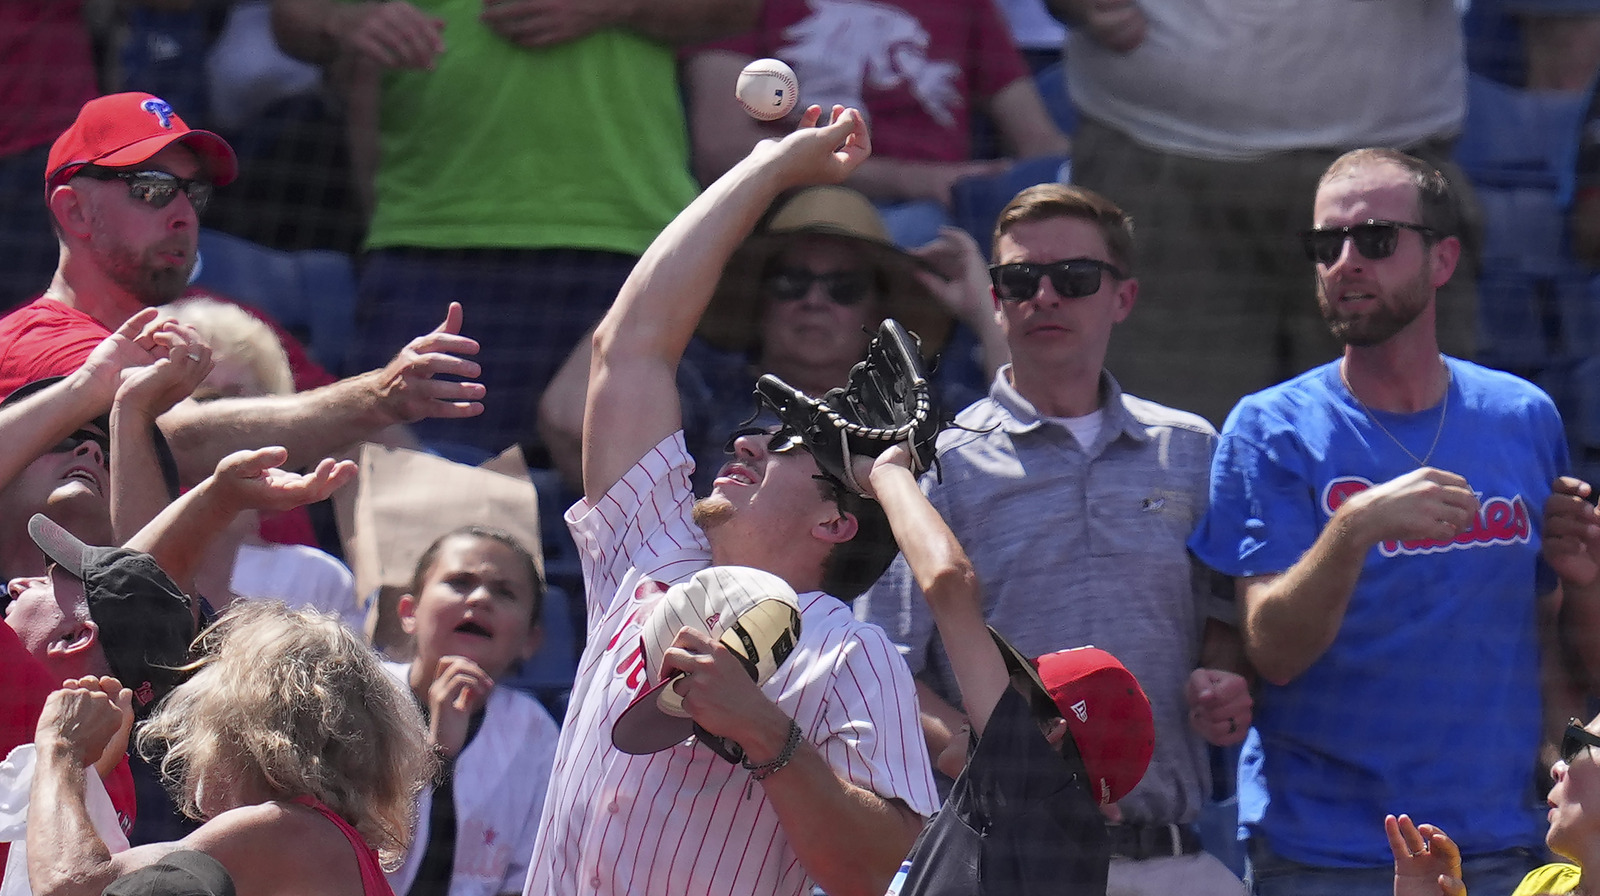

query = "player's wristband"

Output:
[[741, 718, 802, 799]]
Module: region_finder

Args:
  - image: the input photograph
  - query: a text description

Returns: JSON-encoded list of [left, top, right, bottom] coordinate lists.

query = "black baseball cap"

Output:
[[102, 850, 236, 896], [29, 513, 194, 715]]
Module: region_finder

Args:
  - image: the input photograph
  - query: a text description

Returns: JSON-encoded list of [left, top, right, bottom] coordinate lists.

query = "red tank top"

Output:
[[291, 796, 394, 896]]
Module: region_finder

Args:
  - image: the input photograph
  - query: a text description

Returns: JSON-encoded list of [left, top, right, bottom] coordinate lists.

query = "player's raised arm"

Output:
[[581, 105, 872, 502]]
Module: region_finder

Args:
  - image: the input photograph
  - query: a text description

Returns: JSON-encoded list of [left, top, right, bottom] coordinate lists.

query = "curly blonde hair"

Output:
[[137, 601, 433, 868]]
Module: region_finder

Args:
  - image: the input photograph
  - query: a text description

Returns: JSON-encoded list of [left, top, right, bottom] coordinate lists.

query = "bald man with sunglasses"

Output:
[[0, 92, 485, 487], [859, 181, 1251, 896], [1186, 148, 1587, 896]]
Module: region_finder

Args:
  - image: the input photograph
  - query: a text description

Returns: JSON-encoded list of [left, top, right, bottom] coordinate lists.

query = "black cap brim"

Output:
[[28, 513, 92, 579]]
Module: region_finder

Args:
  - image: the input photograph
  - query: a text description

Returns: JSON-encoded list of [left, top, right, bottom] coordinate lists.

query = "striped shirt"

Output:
[[524, 433, 938, 896]]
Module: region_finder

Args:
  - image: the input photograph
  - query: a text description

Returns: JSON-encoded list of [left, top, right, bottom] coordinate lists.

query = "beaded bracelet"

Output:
[[742, 718, 803, 799]]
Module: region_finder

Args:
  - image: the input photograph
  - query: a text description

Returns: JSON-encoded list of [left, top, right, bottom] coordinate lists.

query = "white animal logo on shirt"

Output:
[[779, 0, 963, 128]]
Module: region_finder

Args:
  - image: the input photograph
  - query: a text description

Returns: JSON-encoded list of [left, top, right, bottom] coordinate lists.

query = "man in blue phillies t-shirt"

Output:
[[1189, 147, 1584, 896]]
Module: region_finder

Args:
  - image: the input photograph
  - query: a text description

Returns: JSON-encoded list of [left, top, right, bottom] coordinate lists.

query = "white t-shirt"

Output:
[[1067, 0, 1464, 159], [230, 542, 363, 632], [382, 663, 560, 896]]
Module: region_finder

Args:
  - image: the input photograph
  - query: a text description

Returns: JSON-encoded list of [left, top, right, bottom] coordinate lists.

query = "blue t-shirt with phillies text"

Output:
[[1189, 357, 1564, 867]]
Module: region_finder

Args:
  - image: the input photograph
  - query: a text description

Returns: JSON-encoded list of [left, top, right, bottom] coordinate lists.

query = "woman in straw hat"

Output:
[[539, 184, 1004, 495]]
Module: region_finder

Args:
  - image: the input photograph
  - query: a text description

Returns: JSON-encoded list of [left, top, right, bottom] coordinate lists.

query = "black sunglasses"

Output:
[[988, 259, 1125, 303], [762, 268, 875, 307], [51, 429, 110, 460], [1299, 219, 1439, 266], [723, 424, 807, 456], [1562, 719, 1600, 764], [76, 166, 214, 213]]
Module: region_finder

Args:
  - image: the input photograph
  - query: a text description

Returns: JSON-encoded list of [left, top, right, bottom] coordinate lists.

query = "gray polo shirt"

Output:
[[858, 367, 1228, 826]]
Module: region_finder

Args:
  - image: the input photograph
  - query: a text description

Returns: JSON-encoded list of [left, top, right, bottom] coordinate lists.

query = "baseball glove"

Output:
[[754, 318, 945, 497]]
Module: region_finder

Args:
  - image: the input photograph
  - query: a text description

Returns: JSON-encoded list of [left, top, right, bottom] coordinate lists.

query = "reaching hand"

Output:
[[77, 308, 167, 405], [427, 656, 495, 757], [211, 447, 358, 513], [911, 226, 993, 326], [114, 320, 214, 421], [1185, 668, 1252, 746], [480, 0, 607, 49], [749, 105, 873, 192], [36, 677, 134, 771], [851, 443, 916, 501], [337, 0, 445, 69], [1543, 476, 1600, 587], [372, 302, 485, 425], [1386, 814, 1466, 896]]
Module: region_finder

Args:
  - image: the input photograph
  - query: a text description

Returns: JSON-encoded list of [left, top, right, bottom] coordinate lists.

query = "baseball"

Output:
[[736, 58, 799, 121]]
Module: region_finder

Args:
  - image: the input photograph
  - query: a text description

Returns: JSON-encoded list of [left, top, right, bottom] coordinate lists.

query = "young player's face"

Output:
[[697, 427, 845, 552], [78, 144, 204, 307], [992, 217, 1134, 375], [400, 535, 542, 681], [1547, 714, 1600, 861], [1311, 162, 1443, 347]]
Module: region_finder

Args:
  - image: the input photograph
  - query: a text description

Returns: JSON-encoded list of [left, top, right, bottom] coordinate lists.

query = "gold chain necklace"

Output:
[[1340, 360, 1451, 469]]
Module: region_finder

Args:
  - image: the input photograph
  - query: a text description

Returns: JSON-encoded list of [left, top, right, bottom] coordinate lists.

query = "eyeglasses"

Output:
[[75, 167, 214, 213], [1562, 719, 1600, 764], [50, 429, 110, 459], [722, 424, 807, 456], [1299, 219, 1439, 266], [762, 268, 875, 306], [988, 259, 1125, 303]]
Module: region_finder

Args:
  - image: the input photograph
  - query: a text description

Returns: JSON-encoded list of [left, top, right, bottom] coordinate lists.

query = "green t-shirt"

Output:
[[365, 0, 699, 254], [1512, 863, 1582, 896]]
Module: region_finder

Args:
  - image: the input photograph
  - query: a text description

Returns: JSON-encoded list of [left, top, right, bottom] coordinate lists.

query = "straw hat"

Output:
[[697, 186, 952, 359]]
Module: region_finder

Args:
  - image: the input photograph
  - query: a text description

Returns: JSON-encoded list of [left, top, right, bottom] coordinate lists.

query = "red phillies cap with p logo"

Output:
[[46, 93, 238, 189]]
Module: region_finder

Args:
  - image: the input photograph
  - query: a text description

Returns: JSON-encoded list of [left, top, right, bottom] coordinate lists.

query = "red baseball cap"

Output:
[[46, 93, 238, 189], [990, 628, 1155, 806]]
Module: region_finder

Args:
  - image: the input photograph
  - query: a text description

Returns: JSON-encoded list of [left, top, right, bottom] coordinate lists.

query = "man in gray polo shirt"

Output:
[[859, 182, 1252, 896]]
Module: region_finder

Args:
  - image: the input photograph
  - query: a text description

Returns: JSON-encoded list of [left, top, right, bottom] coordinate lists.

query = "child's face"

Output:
[[400, 535, 541, 681]]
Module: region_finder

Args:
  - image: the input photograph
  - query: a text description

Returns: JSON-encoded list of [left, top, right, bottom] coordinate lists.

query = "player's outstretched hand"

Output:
[[1386, 814, 1466, 896], [211, 447, 357, 513], [372, 301, 485, 425], [750, 104, 872, 191], [1544, 476, 1600, 587]]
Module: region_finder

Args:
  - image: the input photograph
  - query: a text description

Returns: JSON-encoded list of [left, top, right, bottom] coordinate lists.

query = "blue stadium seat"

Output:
[[949, 155, 1072, 252], [1033, 61, 1076, 137], [1457, 74, 1590, 372], [191, 228, 358, 375]]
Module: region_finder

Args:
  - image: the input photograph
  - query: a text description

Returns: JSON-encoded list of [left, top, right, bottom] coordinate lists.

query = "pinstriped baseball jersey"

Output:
[[382, 662, 561, 896], [523, 433, 938, 896]]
